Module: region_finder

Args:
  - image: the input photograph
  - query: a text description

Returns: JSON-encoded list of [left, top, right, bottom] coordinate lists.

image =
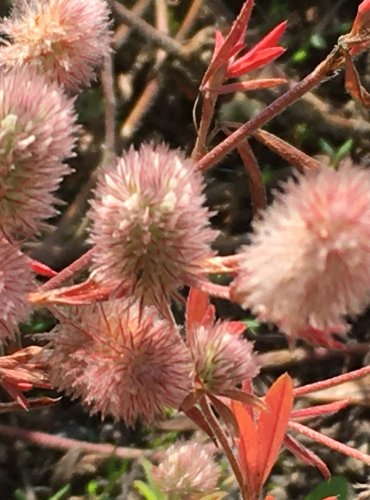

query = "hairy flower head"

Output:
[[89, 144, 217, 311], [152, 441, 220, 497], [0, 0, 111, 91], [0, 67, 77, 239], [0, 238, 33, 340], [188, 320, 259, 395], [231, 163, 370, 341], [48, 300, 192, 427]]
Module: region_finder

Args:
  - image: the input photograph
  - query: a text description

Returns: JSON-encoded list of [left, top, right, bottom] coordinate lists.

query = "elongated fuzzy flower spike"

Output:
[[0, 67, 77, 240], [231, 162, 370, 344], [48, 300, 192, 427], [89, 143, 218, 312], [0, 0, 111, 92]]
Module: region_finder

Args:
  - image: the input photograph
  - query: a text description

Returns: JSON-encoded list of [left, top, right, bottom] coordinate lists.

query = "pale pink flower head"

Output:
[[152, 441, 220, 498], [0, 0, 111, 92], [89, 144, 217, 312], [188, 320, 259, 395], [0, 238, 33, 341], [231, 163, 370, 342], [48, 300, 192, 427], [0, 67, 77, 239]]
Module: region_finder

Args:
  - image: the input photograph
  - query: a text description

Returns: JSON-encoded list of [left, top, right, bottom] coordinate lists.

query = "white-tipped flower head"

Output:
[[189, 321, 259, 394], [0, 238, 33, 341], [0, 67, 77, 239], [0, 0, 111, 92], [48, 300, 192, 427], [152, 441, 221, 498], [232, 163, 370, 341], [89, 144, 217, 311]]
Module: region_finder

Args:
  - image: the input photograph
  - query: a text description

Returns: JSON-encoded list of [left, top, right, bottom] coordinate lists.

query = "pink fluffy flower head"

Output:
[[152, 441, 220, 497], [0, 238, 33, 341], [89, 144, 217, 311], [48, 300, 192, 427], [188, 320, 259, 395], [0, 0, 111, 92], [231, 163, 370, 341], [0, 67, 77, 240]]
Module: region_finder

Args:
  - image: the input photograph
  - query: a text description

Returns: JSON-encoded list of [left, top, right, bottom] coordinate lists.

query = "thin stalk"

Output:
[[199, 396, 250, 499], [288, 421, 370, 465], [37, 248, 93, 292], [293, 365, 370, 397]]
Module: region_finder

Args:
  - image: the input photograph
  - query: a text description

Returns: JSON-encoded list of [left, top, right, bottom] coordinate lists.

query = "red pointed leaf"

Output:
[[28, 258, 57, 277], [284, 434, 330, 479], [203, 0, 254, 84], [231, 399, 259, 493], [255, 373, 294, 489], [351, 0, 370, 36], [228, 47, 286, 78], [185, 288, 211, 330]]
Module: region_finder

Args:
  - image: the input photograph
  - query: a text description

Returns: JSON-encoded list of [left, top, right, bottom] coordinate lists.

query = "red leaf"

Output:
[[255, 373, 294, 490], [228, 47, 286, 78], [185, 288, 212, 330], [284, 434, 330, 479], [351, 0, 370, 36], [28, 258, 57, 277], [231, 399, 258, 492]]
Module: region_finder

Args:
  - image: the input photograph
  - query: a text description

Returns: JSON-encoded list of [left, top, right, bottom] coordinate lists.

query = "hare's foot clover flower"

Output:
[[189, 320, 259, 396], [0, 238, 33, 341], [152, 441, 221, 498], [48, 300, 192, 427], [232, 163, 370, 343], [89, 144, 218, 312], [0, 68, 77, 240], [0, 0, 111, 91]]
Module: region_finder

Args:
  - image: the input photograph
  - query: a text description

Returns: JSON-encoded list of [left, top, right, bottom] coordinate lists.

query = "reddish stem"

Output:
[[37, 248, 93, 292], [288, 420, 370, 465], [293, 365, 370, 397], [197, 45, 341, 171]]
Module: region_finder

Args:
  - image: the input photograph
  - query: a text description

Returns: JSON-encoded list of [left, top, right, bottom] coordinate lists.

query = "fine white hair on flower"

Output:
[[48, 300, 192, 427], [88, 143, 218, 312], [0, 238, 33, 341], [231, 162, 370, 341], [152, 441, 220, 497], [0, 67, 77, 240], [0, 0, 111, 92]]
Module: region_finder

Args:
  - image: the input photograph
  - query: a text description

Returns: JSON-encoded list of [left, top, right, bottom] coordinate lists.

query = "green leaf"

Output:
[[133, 480, 165, 500], [305, 475, 349, 500], [48, 484, 71, 500]]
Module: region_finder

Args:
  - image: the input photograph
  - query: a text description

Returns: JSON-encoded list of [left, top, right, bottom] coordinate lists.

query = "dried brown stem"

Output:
[[110, 0, 182, 56]]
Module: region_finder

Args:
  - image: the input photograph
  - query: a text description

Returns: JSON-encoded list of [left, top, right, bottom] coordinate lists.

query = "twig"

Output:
[[110, 0, 182, 57], [101, 51, 117, 163], [236, 140, 266, 215], [0, 424, 152, 460]]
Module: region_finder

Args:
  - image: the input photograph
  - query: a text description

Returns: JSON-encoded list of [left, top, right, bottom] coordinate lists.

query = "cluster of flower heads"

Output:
[[47, 296, 259, 427], [89, 143, 218, 312], [0, 0, 111, 341], [0, 0, 111, 92], [232, 162, 370, 343]]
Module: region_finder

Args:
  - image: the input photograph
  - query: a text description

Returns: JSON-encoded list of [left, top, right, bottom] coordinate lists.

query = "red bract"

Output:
[[203, 0, 286, 88]]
